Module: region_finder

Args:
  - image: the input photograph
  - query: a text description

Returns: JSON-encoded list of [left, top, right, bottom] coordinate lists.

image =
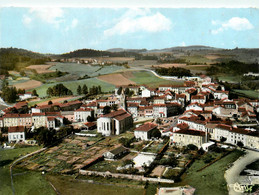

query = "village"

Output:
[[0, 73, 258, 193]]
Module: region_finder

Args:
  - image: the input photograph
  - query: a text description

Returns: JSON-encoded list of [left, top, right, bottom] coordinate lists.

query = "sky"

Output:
[[0, 7, 258, 54]]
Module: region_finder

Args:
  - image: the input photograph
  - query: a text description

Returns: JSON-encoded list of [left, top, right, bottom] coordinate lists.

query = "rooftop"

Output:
[[134, 122, 157, 132]]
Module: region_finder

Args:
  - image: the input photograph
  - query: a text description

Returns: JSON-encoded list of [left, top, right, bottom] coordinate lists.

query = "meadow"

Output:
[[0, 146, 55, 195], [130, 71, 184, 87], [32, 77, 115, 97], [49, 63, 125, 77]]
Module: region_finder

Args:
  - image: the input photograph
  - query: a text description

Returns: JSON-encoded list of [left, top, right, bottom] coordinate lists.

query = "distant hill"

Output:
[[146, 45, 220, 53], [57, 48, 141, 58], [107, 48, 148, 53], [0, 48, 49, 74]]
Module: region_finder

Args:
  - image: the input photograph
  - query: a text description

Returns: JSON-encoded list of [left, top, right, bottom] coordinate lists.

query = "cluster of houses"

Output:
[[0, 75, 258, 150]]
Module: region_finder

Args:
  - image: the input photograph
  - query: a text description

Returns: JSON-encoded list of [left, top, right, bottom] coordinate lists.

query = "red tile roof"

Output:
[[84, 122, 96, 127], [134, 123, 157, 132], [8, 126, 25, 133], [75, 108, 93, 112], [174, 129, 205, 136]]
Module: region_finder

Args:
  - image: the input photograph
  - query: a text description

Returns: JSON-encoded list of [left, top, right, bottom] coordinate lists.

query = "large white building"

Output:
[[213, 124, 259, 149], [134, 123, 158, 141], [97, 110, 133, 136], [74, 107, 94, 122]]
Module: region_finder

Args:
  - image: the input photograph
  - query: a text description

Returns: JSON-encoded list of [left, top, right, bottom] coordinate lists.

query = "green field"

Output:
[[178, 150, 245, 195], [47, 174, 144, 195], [130, 71, 183, 87], [233, 89, 259, 99], [0, 146, 55, 195], [218, 75, 242, 83], [50, 63, 125, 77], [181, 55, 212, 64], [33, 77, 115, 97]]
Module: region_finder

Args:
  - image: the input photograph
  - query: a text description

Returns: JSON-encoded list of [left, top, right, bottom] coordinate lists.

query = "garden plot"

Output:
[[142, 141, 165, 153], [15, 135, 112, 173]]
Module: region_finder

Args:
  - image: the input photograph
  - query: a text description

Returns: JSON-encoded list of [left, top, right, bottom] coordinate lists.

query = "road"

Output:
[[225, 149, 259, 195]]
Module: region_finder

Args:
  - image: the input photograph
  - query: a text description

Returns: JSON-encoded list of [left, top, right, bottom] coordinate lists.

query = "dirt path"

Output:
[[225, 149, 259, 195], [9, 147, 47, 195]]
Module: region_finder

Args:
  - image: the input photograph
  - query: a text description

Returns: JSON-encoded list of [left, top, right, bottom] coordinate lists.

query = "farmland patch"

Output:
[[98, 73, 136, 86], [26, 64, 54, 74]]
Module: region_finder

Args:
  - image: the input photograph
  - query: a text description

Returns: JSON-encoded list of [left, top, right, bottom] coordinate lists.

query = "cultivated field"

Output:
[[50, 63, 125, 77], [130, 71, 184, 87], [26, 64, 54, 74], [153, 63, 187, 68], [16, 135, 124, 173], [12, 79, 42, 90], [98, 73, 136, 86], [33, 78, 115, 97], [29, 96, 77, 106]]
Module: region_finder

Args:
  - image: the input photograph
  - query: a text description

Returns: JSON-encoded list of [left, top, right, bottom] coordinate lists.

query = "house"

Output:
[[171, 128, 206, 148], [8, 126, 25, 142], [134, 123, 158, 141], [185, 103, 203, 112], [191, 95, 206, 104], [142, 88, 151, 98], [213, 124, 259, 149], [214, 91, 229, 100], [97, 109, 133, 136], [81, 122, 96, 130], [32, 113, 46, 128], [47, 116, 56, 129], [3, 114, 19, 127], [60, 111, 74, 122], [74, 107, 94, 122], [103, 145, 129, 160], [19, 92, 33, 101], [127, 103, 139, 118]]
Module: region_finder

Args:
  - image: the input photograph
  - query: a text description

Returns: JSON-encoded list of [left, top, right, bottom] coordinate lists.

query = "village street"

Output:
[[225, 149, 259, 195]]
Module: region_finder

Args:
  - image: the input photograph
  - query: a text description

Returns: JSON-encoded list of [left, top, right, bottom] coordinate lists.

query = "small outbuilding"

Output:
[[103, 145, 129, 160]]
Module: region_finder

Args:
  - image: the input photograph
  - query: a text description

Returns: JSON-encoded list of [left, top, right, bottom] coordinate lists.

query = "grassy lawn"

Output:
[[0, 146, 55, 195], [232, 89, 259, 99], [218, 75, 242, 83], [130, 71, 183, 87], [33, 77, 115, 97], [181, 55, 212, 64], [47, 174, 145, 195], [177, 149, 245, 195]]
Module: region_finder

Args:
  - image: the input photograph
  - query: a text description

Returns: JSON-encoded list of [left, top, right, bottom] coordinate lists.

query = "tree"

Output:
[[34, 127, 56, 147], [32, 89, 38, 96], [87, 115, 95, 122], [186, 144, 198, 151], [103, 106, 111, 115], [111, 104, 118, 111], [77, 85, 82, 95], [117, 87, 122, 95], [124, 88, 130, 96], [47, 87, 53, 96], [237, 141, 244, 148], [1, 86, 17, 103], [48, 100, 53, 105], [151, 129, 161, 139], [220, 136, 227, 143], [82, 84, 88, 95], [17, 88, 25, 94]]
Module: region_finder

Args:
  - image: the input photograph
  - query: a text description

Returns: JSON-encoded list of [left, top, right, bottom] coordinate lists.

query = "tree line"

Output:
[[0, 48, 49, 75], [155, 67, 192, 77], [206, 60, 259, 76]]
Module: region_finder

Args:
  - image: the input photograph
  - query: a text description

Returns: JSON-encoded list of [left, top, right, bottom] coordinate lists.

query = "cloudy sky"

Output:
[[1, 6, 258, 53]]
